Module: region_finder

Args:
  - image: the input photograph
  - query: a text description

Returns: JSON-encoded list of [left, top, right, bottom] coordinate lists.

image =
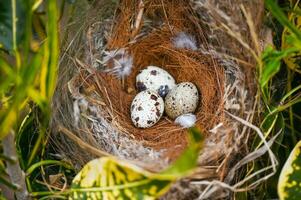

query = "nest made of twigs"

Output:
[[51, 0, 270, 199], [98, 5, 225, 156]]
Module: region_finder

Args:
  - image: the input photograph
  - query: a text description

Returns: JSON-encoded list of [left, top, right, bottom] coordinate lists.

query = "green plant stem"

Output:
[[265, 0, 301, 40], [23, 0, 33, 60], [25, 178, 32, 193], [269, 91, 301, 117], [281, 84, 301, 103], [31, 191, 70, 197], [280, 98, 301, 112], [287, 70, 297, 144], [26, 160, 72, 176], [25, 157, 72, 193], [39, 195, 67, 200], [11, 0, 21, 69], [11, 0, 16, 51], [27, 128, 44, 166]]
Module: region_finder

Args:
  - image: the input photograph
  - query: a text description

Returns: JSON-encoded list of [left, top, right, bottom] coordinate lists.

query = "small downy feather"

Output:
[[171, 32, 198, 50], [103, 48, 133, 79], [174, 113, 197, 128]]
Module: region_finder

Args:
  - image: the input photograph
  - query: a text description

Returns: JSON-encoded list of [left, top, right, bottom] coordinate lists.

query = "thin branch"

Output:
[[58, 126, 111, 157], [131, 0, 145, 38]]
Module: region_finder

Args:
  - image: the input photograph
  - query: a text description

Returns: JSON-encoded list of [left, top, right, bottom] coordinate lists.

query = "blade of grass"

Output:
[[265, 0, 301, 40], [11, 0, 21, 69], [26, 160, 73, 175], [280, 84, 301, 103], [40, 0, 58, 99], [286, 70, 297, 144]]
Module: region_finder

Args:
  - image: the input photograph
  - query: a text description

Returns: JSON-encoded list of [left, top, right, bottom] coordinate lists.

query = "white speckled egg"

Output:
[[136, 66, 176, 98], [165, 82, 199, 119], [131, 90, 164, 128]]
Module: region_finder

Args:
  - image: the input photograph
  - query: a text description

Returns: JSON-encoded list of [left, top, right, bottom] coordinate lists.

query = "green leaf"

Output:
[[0, 51, 42, 139], [16, 110, 35, 169], [278, 140, 301, 200], [265, 0, 301, 41], [0, 57, 16, 94], [0, 0, 26, 51], [252, 112, 279, 150], [69, 128, 204, 200], [70, 157, 172, 200], [283, 36, 301, 74], [41, 0, 59, 99], [251, 109, 284, 153], [162, 127, 204, 176], [281, 1, 301, 73], [260, 46, 295, 90]]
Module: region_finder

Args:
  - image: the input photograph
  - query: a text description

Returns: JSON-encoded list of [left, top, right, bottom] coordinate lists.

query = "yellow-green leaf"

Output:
[[282, 0, 301, 73], [260, 46, 294, 90], [70, 128, 204, 200], [70, 157, 172, 200], [0, 0, 26, 51], [278, 140, 301, 200]]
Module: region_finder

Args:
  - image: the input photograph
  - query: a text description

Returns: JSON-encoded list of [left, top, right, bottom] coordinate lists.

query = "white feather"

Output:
[[171, 32, 198, 50], [103, 48, 133, 79], [174, 113, 197, 128]]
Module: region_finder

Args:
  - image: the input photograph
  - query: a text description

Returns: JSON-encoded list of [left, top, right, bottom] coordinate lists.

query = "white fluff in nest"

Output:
[[73, 98, 88, 128], [174, 113, 197, 128], [103, 48, 133, 79], [171, 32, 198, 50], [209, 123, 223, 134]]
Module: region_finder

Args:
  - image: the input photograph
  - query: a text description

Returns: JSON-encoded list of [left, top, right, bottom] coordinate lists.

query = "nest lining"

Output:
[[55, 0, 226, 168], [53, 0, 237, 174], [51, 0, 273, 199], [104, 0, 226, 161]]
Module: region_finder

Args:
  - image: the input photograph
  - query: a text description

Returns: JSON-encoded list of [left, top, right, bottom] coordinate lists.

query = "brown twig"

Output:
[[131, 0, 145, 38], [58, 126, 111, 157]]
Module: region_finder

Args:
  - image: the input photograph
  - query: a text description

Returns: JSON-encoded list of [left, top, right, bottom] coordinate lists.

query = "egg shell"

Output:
[[131, 90, 164, 128], [165, 82, 199, 119], [136, 66, 176, 98]]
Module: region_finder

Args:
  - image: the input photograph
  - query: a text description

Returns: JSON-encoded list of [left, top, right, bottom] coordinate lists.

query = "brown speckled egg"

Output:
[[136, 66, 176, 98], [131, 90, 164, 128], [165, 82, 199, 119]]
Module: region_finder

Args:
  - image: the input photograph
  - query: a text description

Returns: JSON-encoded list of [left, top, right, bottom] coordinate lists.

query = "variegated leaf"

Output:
[[282, 1, 301, 73], [278, 140, 301, 200], [70, 157, 172, 200], [69, 128, 203, 200]]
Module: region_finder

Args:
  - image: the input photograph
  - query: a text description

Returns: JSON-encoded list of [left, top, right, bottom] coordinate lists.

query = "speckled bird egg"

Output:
[[165, 82, 199, 119], [131, 90, 164, 128], [136, 66, 176, 98]]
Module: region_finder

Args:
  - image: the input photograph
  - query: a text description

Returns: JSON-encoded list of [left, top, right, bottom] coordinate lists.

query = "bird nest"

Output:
[[51, 0, 272, 199]]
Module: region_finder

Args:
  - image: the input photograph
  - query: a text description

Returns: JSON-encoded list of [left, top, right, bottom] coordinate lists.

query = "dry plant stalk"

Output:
[[2, 131, 29, 200]]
